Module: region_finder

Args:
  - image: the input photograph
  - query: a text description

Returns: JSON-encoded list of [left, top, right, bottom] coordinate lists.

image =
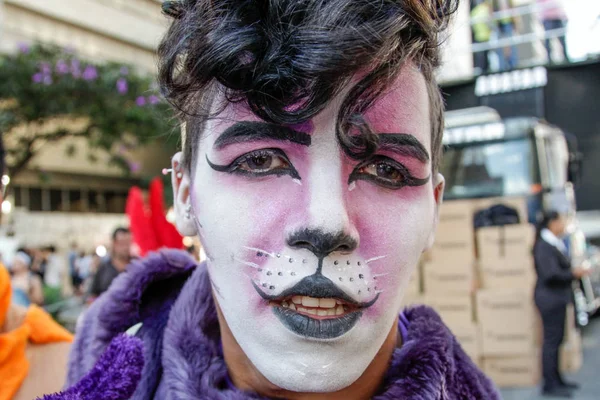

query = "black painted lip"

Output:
[[272, 306, 364, 339], [252, 273, 380, 339]]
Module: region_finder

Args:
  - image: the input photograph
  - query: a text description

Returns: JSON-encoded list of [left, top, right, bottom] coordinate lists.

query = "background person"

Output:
[[88, 227, 132, 298], [471, 0, 495, 74], [536, 0, 569, 63], [533, 211, 588, 398], [9, 251, 43, 307], [494, 0, 521, 70], [0, 134, 73, 400]]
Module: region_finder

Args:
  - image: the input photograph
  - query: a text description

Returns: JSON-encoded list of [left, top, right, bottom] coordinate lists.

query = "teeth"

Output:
[[319, 298, 336, 308], [306, 308, 318, 316], [317, 309, 328, 316], [282, 301, 289, 308], [301, 296, 320, 307], [336, 300, 343, 305], [336, 305, 344, 315], [292, 296, 303, 305], [298, 307, 308, 313], [289, 303, 296, 311], [327, 309, 336, 316]]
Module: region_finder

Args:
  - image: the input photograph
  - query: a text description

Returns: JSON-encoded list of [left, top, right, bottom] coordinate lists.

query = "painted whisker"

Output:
[[234, 257, 261, 270], [243, 246, 276, 258], [372, 273, 389, 278], [365, 255, 387, 264]]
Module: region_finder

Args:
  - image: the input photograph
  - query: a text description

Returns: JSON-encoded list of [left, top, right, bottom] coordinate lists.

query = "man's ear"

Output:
[[171, 152, 198, 237], [425, 172, 445, 251]]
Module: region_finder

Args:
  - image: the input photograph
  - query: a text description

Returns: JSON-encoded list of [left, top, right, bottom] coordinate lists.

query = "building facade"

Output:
[[0, 0, 170, 248]]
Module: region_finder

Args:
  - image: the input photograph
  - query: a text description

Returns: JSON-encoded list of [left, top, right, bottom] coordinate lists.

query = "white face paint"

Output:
[[178, 66, 441, 392]]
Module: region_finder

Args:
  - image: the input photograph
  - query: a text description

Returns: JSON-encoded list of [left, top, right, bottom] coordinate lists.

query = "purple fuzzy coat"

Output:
[[45, 250, 500, 399]]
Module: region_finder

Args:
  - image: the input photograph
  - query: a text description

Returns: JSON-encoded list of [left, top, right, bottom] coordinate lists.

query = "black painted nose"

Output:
[[287, 228, 358, 258]]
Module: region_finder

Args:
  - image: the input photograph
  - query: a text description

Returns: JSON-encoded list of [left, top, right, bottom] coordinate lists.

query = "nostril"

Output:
[[287, 228, 358, 258], [289, 240, 316, 253], [337, 244, 352, 252]]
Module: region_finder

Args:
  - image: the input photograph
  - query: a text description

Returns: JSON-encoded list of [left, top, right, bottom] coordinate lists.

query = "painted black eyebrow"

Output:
[[376, 133, 430, 163], [214, 121, 312, 150]]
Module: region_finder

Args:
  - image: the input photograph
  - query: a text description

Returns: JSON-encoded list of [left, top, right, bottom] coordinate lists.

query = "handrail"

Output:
[[471, 27, 567, 53], [470, 1, 566, 25]]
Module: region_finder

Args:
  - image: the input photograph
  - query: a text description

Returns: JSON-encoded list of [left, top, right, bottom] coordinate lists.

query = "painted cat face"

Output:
[[176, 66, 442, 392]]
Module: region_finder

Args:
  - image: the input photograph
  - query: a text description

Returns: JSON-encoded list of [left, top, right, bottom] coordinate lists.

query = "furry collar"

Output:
[[65, 250, 499, 400]]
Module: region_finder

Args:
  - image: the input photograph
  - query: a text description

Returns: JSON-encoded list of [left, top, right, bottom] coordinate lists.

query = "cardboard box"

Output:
[[483, 354, 540, 388], [422, 295, 474, 332], [477, 224, 535, 262], [453, 323, 481, 362], [477, 257, 536, 291], [480, 328, 537, 356], [438, 200, 474, 232], [564, 304, 578, 343], [423, 261, 475, 294], [476, 289, 539, 356], [432, 200, 476, 263], [400, 294, 423, 310], [560, 330, 583, 373]]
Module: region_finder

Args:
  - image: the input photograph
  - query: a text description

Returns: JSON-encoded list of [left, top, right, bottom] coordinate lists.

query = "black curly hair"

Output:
[[158, 0, 458, 175]]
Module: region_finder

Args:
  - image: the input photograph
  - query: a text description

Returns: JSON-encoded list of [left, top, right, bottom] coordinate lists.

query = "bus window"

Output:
[[442, 138, 536, 200]]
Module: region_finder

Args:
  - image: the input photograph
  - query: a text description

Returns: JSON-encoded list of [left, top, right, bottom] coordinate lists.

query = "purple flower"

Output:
[[43, 75, 53, 85], [32, 73, 43, 83], [120, 66, 129, 76], [128, 161, 141, 173], [17, 42, 30, 54], [55, 60, 69, 75], [40, 62, 52, 75], [70, 59, 82, 77], [135, 96, 146, 106], [148, 95, 160, 105], [116, 78, 128, 94], [83, 65, 98, 81]]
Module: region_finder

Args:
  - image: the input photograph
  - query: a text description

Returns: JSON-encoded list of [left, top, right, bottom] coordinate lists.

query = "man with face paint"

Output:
[[54, 1, 501, 399]]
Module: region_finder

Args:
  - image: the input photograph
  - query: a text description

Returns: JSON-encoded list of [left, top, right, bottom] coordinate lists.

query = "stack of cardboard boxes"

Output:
[[402, 197, 583, 388]]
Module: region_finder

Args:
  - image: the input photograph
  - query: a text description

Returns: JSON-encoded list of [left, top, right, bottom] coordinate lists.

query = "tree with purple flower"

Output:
[[0, 42, 175, 181]]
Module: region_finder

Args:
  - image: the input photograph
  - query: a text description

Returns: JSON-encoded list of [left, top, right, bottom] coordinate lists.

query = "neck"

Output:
[[216, 299, 399, 400], [112, 256, 128, 272]]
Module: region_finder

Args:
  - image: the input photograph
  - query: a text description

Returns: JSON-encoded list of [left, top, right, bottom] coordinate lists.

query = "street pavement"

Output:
[[500, 316, 600, 400]]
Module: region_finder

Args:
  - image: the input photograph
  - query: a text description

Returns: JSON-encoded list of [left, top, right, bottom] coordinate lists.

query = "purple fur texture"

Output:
[[40, 334, 144, 400], [63, 250, 500, 399]]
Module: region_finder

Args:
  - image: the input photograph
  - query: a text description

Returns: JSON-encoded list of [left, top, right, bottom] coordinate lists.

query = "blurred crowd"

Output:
[[1, 225, 201, 322], [1, 228, 130, 314]]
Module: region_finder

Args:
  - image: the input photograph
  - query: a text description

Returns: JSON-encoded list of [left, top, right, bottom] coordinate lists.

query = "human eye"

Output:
[[349, 155, 428, 190], [207, 148, 300, 179]]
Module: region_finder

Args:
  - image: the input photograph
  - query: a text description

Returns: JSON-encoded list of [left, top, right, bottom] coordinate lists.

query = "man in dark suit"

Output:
[[533, 211, 589, 398]]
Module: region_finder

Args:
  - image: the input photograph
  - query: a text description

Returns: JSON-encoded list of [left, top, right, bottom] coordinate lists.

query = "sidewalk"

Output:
[[500, 317, 600, 399]]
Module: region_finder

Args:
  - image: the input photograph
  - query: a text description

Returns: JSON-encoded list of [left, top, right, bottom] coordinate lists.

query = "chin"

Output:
[[223, 298, 397, 394]]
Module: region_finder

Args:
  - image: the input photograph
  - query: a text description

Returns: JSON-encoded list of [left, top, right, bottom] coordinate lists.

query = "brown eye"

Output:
[[239, 151, 288, 172], [247, 155, 273, 170], [360, 162, 404, 184]]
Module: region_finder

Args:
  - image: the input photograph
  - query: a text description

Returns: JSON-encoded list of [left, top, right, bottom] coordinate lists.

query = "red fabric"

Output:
[[126, 187, 159, 256], [126, 179, 183, 256], [149, 178, 184, 249]]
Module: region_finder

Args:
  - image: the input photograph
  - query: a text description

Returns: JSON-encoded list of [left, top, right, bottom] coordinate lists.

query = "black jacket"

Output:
[[533, 239, 574, 310]]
